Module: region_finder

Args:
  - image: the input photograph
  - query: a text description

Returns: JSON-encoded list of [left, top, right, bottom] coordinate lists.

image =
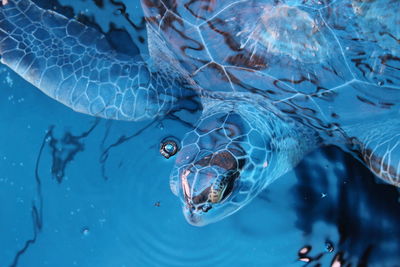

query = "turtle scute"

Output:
[[247, 4, 329, 63]]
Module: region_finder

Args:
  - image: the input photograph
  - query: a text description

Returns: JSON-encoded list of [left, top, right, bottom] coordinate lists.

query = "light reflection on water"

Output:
[[0, 0, 399, 266]]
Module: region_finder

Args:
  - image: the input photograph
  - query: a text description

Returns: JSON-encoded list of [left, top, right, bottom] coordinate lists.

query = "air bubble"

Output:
[[158, 123, 165, 130], [81, 227, 90, 236], [165, 144, 175, 153], [298, 245, 312, 263], [160, 137, 180, 159], [325, 241, 334, 253]]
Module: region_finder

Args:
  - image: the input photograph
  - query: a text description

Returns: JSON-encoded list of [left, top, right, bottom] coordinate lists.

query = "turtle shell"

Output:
[[143, 0, 400, 136]]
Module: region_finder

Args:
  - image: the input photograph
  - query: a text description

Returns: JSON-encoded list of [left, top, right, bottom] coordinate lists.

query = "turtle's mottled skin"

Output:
[[1, 0, 399, 226]]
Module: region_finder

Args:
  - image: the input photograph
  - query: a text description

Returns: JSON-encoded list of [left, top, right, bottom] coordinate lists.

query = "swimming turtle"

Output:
[[1, 0, 399, 226]]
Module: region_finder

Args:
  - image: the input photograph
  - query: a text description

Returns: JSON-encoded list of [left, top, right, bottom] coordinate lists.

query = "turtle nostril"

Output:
[[195, 203, 212, 213], [201, 204, 212, 212]]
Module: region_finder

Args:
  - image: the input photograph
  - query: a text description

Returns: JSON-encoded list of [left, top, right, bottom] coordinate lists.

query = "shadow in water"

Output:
[[294, 146, 400, 266]]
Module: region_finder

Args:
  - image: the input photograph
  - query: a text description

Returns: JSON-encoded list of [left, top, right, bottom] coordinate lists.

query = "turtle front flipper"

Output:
[[345, 118, 400, 187], [0, 0, 181, 121]]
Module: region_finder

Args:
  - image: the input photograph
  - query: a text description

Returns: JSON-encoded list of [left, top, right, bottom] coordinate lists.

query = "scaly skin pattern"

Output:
[[0, 0, 182, 121]]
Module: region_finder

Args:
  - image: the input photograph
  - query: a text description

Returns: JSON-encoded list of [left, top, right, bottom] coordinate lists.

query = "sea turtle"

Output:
[[1, 0, 399, 226]]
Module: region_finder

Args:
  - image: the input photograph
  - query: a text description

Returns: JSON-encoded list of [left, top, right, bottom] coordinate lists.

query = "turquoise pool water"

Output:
[[0, 0, 400, 266]]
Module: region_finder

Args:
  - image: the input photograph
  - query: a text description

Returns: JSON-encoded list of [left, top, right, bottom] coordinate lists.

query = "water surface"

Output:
[[0, 1, 399, 266]]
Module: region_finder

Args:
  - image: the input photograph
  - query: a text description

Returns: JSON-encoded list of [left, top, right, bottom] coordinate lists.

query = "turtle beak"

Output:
[[183, 205, 207, 226], [181, 196, 240, 226]]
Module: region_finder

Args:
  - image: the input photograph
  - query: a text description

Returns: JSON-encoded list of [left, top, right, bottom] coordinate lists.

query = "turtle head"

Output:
[[172, 145, 249, 226], [169, 100, 290, 226]]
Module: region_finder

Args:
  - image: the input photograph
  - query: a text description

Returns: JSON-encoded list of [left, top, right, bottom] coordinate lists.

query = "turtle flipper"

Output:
[[345, 118, 400, 187], [0, 0, 179, 120]]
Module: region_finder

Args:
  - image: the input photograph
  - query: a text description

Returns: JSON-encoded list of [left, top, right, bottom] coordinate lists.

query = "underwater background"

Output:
[[0, 0, 399, 266]]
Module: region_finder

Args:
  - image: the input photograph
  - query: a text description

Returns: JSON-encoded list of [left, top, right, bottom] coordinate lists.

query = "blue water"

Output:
[[1, 1, 400, 266]]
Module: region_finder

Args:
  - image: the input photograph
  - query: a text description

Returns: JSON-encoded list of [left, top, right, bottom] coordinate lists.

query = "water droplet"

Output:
[[325, 241, 334, 253], [299, 245, 311, 255], [160, 137, 180, 159], [81, 227, 90, 236], [122, 65, 130, 74], [165, 144, 174, 153], [157, 122, 165, 130], [298, 245, 312, 263]]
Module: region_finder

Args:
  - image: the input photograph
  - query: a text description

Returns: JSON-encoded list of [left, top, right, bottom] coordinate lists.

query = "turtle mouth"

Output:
[[182, 174, 240, 226], [179, 149, 246, 212]]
